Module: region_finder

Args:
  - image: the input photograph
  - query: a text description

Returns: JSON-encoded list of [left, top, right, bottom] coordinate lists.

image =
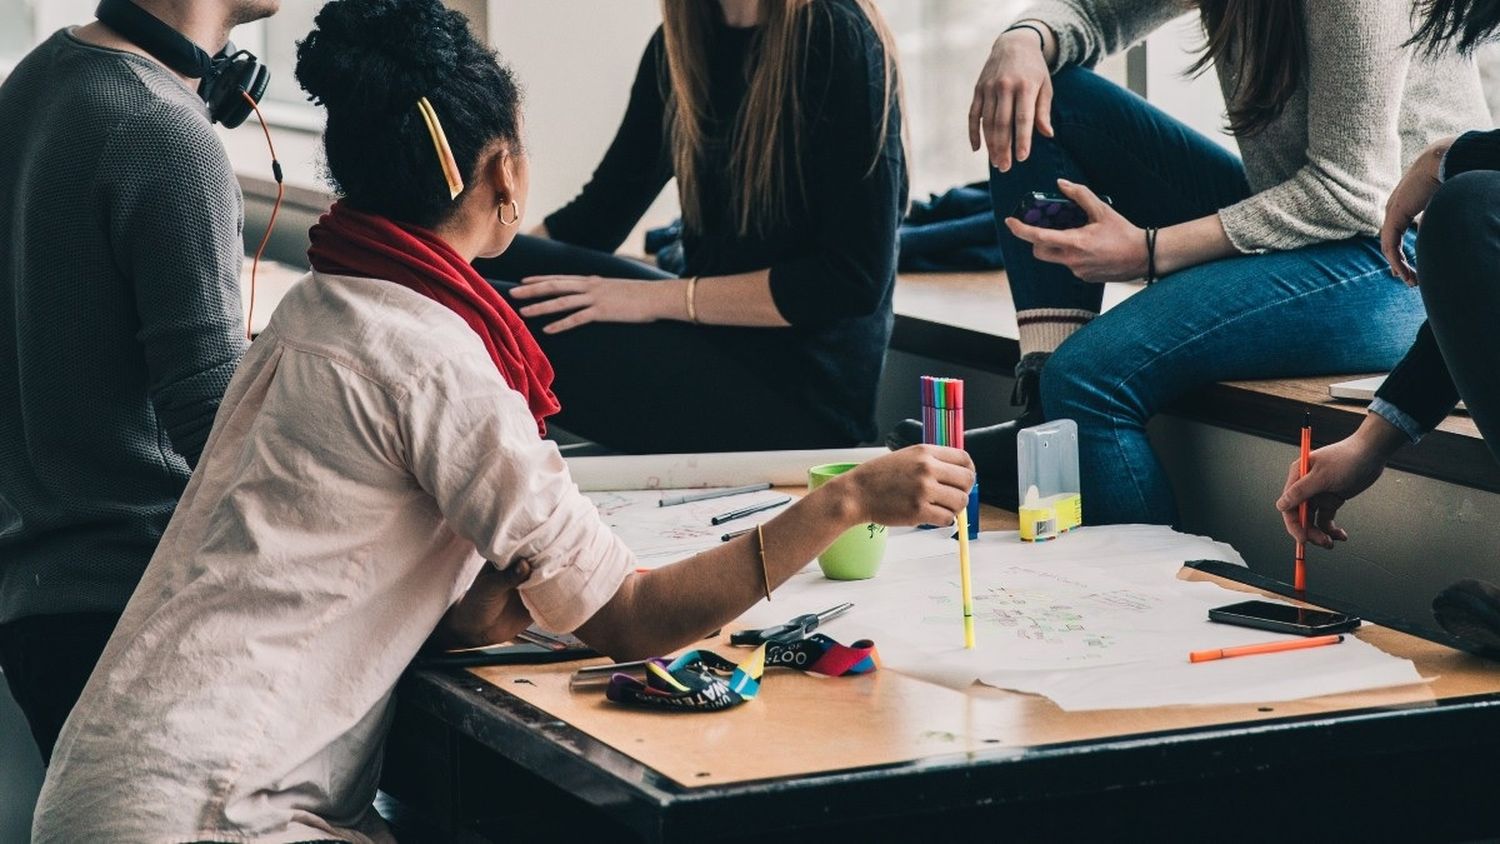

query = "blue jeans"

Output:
[[991, 68, 1426, 525]]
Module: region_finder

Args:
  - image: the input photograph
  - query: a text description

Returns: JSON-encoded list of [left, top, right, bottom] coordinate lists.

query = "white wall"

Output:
[[1142, 13, 1233, 151], [221, 1, 1220, 246], [487, 0, 676, 234]]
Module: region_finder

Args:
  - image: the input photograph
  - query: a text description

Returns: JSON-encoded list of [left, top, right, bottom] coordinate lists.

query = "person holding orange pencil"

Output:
[[1278, 1, 1500, 553]]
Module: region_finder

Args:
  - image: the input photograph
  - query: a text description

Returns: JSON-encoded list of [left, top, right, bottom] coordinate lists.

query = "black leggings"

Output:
[[0, 611, 119, 763], [473, 235, 851, 454], [1414, 171, 1500, 461]]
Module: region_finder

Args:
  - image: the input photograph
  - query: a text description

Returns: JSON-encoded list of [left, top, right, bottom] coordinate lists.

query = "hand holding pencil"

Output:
[[834, 445, 974, 529], [1275, 415, 1403, 551]]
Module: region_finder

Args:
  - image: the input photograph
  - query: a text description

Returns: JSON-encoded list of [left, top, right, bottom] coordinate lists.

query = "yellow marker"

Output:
[[647, 660, 690, 692], [956, 509, 975, 649]]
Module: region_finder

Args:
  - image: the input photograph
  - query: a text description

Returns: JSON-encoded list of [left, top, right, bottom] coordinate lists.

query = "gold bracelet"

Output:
[[756, 523, 772, 601], [685, 276, 699, 324]]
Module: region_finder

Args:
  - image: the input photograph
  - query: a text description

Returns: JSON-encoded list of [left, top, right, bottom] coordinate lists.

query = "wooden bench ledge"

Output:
[[892, 271, 1497, 492], [235, 175, 1497, 496]]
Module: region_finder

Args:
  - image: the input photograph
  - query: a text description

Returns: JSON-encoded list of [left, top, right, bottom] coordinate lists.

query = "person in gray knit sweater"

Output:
[[0, 0, 276, 763], [891, 0, 1491, 525]]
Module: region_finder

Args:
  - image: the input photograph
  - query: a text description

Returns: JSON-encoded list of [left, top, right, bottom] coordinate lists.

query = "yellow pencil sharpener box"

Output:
[[1018, 493, 1083, 542]]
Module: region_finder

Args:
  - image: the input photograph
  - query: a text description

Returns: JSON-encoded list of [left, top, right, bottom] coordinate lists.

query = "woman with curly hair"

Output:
[[28, 1, 968, 840]]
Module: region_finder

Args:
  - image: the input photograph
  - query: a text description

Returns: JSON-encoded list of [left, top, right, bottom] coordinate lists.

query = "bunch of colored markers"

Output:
[[920, 376, 965, 450], [920, 376, 976, 649]]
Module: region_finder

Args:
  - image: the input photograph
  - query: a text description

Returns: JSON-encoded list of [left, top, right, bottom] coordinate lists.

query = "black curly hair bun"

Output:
[[296, 0, 522, 228], [296, 0, 468, 116]]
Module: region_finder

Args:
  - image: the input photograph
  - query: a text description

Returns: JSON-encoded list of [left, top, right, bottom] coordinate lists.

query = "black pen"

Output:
[[721, 526, 756, 542], [709, 495, 792, 526]]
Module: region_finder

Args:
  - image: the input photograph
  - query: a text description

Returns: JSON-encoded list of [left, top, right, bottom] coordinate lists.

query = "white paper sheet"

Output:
[[586, 488, 791, 567], [567, 448, 886, 492], [732, 525, 1427, 709]]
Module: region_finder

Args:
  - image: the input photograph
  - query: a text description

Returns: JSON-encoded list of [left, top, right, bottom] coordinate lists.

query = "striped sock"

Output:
[[1015, 308, 1096, 356]]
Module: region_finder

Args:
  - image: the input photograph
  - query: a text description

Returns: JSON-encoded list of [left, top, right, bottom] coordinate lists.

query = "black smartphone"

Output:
[[1013, 191, 1113, 230], [1208, 600, 1361, 636]]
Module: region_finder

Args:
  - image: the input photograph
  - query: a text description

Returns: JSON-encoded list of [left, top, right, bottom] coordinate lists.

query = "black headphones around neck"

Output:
[[95, 0, 270, 128]]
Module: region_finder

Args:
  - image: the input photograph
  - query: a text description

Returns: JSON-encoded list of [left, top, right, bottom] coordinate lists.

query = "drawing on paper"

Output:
[[585, 488, 787, 565], [924, 586, 1115, 653], [588, 492, 648, 518]]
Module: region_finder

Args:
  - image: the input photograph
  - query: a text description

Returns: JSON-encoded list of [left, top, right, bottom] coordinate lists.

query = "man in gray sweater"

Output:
[[0, 0, 277, 762]]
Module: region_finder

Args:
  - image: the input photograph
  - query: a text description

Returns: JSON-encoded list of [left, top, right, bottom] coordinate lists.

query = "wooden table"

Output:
[[382, 511, 1500, 842]]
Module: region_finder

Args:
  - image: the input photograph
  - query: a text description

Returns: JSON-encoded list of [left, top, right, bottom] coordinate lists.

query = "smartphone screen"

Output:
[[1209, 600, 1360, 635]]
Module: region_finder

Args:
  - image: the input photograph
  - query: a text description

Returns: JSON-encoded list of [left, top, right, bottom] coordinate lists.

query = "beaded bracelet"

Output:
[[1144, 227, 1159, 285]]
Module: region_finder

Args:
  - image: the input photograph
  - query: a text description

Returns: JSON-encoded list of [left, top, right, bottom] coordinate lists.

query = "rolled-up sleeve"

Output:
[[1371, 321, 1460, 442], [401, 353, 634, 633]]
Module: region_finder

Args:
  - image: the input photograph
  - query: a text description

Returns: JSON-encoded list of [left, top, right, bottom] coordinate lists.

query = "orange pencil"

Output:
[[1295, 412, 1311, 593], [1189, 634, 1343, 663]]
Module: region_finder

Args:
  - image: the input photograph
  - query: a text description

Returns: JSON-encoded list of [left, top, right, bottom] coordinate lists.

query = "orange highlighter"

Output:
[[1295, 412, 1311, 593], [1190, 634, 1344, 663]]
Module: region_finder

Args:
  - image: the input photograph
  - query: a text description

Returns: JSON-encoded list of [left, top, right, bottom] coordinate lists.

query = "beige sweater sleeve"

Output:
[[1019, 0, 1182, 71], [1216, 0, 1414, 252]]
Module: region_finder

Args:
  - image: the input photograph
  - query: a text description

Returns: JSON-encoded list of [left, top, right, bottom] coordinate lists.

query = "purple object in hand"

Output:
[[1013, 191, 1110, 230]]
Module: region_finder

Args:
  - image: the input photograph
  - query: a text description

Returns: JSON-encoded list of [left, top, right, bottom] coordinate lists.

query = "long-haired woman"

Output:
[[30, 1, 966, 840], [891, 0, 1490, 524], [477, 0, 906, 454]]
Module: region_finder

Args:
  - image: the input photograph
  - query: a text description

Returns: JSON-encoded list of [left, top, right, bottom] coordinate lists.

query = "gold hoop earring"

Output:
[[498, 199, 520, 227]]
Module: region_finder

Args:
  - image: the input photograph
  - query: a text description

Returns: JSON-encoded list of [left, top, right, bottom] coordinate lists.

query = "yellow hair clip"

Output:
[[415, 95, 464, 201]]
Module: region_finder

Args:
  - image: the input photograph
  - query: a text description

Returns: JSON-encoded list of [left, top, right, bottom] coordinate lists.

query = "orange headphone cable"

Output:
[[242, 91, 284, 341]]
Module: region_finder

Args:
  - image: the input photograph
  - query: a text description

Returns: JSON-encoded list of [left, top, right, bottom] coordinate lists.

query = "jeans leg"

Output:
[[991, 68, 1252, 328], [1043, 237, 1425, 525], [1415, 170, 1500, 461]]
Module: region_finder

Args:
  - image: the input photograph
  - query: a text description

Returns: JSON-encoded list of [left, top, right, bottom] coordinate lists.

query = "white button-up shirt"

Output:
[[34, 272, 634, 843]]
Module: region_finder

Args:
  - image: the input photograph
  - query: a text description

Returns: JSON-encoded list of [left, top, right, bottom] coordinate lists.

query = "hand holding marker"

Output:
[[921, 376, 976, 649]]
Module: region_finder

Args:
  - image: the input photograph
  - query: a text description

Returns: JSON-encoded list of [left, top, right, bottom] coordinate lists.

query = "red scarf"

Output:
[[307, 201, 560, 433]]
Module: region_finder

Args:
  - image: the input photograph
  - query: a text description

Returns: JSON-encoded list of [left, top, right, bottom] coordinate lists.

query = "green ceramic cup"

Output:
[[808, 462, 888, 580]]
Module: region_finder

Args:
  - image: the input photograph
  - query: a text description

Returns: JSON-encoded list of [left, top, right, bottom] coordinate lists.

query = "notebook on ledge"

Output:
[[1329, 375, 1467, 412]]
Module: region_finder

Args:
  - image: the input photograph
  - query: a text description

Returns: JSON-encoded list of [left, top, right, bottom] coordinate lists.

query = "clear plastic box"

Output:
[[1016, 419, 1083, 542]]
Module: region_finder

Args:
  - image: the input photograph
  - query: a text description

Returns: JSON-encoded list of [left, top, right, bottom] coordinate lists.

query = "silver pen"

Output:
[[658, 482, 773, 507], [709, 495, 792, 526]]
